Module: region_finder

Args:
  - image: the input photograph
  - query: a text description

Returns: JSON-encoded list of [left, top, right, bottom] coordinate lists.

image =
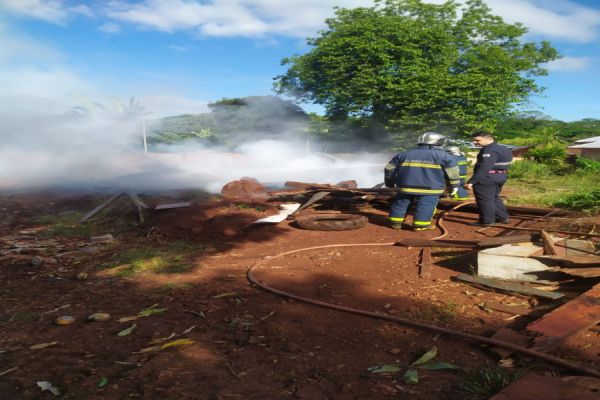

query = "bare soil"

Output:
[[0, 192, 598, 399]]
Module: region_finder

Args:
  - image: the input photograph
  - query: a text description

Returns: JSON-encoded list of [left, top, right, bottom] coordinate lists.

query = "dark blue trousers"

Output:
[[389, 193, 439, 227], [473, 177, 509, 224]]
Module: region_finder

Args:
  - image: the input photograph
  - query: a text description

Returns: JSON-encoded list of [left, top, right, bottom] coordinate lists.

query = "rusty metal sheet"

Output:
[[528, 282, 600, 351], [490, 373, 600, 400]]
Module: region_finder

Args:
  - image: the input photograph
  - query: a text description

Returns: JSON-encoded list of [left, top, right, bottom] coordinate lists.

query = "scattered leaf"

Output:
[[118, 316, 138, 323], [161, 338, 194, 350], [403, 369, 419, 385], [368, 364, 402, 374], [411, 347, 437, 366], [182, 325, 197, 334], [117, 324, 136, 337], [0, 367, 18, 377], [97, 376, 108, 388], [37, 381, 60, 396], [477, 303, 492, 313], [137, 304, 167, 317], [149, 333, 176, 344], [137, 345, 161, 353], [30, 341, 59, 350], [417, 362, 459, 370], [212, 292, 238, 298]]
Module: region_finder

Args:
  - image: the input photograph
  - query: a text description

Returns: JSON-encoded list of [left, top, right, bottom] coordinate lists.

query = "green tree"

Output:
[[275, 0, 559, 141]]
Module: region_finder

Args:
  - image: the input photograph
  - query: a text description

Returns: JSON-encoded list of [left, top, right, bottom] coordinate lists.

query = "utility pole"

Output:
[[142, 118, 148, 154]]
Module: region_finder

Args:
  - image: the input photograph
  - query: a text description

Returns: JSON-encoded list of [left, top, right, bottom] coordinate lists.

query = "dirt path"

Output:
[[1, 195, 598, 399]]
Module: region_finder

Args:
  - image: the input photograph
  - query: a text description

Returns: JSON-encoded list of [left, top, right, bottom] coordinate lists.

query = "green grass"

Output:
[[33, 212, 96, 237], [506, 166, 600, 212], [109, 241, 204, 276], [459, 367, 523, 400], [235, 202, 266, 212]]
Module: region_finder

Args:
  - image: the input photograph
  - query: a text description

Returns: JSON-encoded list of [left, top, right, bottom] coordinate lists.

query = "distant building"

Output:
[[567, 136, 600, 161]]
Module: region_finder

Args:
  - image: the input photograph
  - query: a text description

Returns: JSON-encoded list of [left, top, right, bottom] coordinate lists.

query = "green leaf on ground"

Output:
[[404, 369, 419, 385], [411, 347, 437, 366], [161, 338, 194, 349], [117, 324, 136, 336], [367, 364, 402, 374], [98, 376, 108, 388], [137, 304, 167, 317], [418, 362, 460, 370]]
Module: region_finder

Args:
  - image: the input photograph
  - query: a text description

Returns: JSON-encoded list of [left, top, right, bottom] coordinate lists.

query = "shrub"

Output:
[[508, 160, 552, 179], [552, 189, 600, 212], [575, 156, 600, 172], [525, 142, 566, 164]]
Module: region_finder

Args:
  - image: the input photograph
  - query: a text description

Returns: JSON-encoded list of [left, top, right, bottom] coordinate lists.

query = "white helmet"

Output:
[[446, 146, 462, 156], [417, 132, 446, 146]]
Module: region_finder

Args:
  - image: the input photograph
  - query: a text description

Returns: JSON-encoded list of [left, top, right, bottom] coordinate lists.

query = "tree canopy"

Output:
[[275, 0, 560, 138]]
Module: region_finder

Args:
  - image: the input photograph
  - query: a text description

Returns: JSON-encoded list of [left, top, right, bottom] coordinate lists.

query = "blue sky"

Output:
[[1, 0, 600, 121]]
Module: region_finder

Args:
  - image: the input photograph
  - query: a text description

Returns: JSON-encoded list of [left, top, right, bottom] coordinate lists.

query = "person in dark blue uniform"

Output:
[[446, 146, 469, 201], [465, 132, 513, 226], [384, 132, 461, 231]]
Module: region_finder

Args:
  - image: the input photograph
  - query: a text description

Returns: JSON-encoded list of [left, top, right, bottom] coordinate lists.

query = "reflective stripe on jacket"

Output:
[[384, 145, 460, 195]]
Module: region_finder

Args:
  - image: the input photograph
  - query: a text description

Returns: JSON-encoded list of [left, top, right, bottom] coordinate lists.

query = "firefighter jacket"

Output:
[[384, 145, 461, 195], [454, 154, 468, 180], [468, 142, 513, 185]]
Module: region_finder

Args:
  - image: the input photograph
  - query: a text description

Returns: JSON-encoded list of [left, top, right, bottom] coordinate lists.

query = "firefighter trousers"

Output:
[[389, 193, 439, 227]]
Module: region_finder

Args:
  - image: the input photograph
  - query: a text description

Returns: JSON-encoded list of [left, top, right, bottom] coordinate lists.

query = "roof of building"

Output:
[[569, 136, 600, 149]]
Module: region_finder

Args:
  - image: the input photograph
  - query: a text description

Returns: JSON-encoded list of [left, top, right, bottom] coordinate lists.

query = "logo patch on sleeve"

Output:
[[483, 154, 491, 157]]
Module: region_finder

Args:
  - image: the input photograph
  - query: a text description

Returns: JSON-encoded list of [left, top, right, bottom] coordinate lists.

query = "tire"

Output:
[[294, 214, 368, 231]]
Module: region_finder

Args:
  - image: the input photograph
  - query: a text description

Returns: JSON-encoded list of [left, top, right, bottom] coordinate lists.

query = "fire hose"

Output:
[[247, 203, 600, 378]]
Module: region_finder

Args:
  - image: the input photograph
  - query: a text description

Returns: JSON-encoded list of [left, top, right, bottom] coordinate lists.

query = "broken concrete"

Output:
[[478, 243, 565, 284]]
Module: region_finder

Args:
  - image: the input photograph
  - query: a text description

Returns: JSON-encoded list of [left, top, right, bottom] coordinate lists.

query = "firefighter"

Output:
[[446, 146, 469, 201], [465, 132, 513, 226], [384, 132, 461, 231]]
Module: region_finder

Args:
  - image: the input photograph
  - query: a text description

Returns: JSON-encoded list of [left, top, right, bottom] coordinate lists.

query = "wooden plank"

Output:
[[455, 273, 565, 300], [395, 238, 479, 249], [531, 255, 600, 267], [491, 225, 600, 238], [541, 230, 559, 255], [548, 267, 600, 278], [486, 303, 557, 318], [490, 373, 600, 400], [79, 193, 122, 223], [528, 283, 600, 351], [127, 192, 150, 209], [477, 234, 538, 247], [154, 202, 193, 210], [418, 247, 432, 279], [290, 191, 331, 215]]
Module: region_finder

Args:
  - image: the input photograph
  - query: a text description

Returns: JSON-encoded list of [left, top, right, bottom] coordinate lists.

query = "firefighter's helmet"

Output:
[[446, 146, 462, 156], [417, 132, 446, 146]]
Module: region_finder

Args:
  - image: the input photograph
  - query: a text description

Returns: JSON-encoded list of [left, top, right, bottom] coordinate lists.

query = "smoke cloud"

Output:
[[0, 106, 386, 194]]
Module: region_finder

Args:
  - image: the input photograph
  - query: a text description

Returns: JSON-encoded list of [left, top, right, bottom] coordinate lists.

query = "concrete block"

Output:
[[478, 243, 564, 283]]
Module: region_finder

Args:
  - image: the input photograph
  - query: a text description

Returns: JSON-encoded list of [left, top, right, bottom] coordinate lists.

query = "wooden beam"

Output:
[[541, 230, 559, 255], [455, 273, 565, 300], [528, 283, 600, 351], [79, 193, 122, 223], [418, 247, 432, 279]]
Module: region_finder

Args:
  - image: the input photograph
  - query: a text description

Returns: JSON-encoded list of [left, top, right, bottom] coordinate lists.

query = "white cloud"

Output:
[[0, 0, 69, 24], [99, 22, 122, 33], [486, 0, 600, 42], [102, 0, 600, 42], [544, 56, 593, 71]]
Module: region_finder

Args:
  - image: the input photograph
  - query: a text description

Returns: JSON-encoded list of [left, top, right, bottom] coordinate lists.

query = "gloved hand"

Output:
[[384, 180, 394, 188]]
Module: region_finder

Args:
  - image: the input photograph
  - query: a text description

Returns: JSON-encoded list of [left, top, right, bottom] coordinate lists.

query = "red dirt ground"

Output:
[[0, 192, 599, 399]]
